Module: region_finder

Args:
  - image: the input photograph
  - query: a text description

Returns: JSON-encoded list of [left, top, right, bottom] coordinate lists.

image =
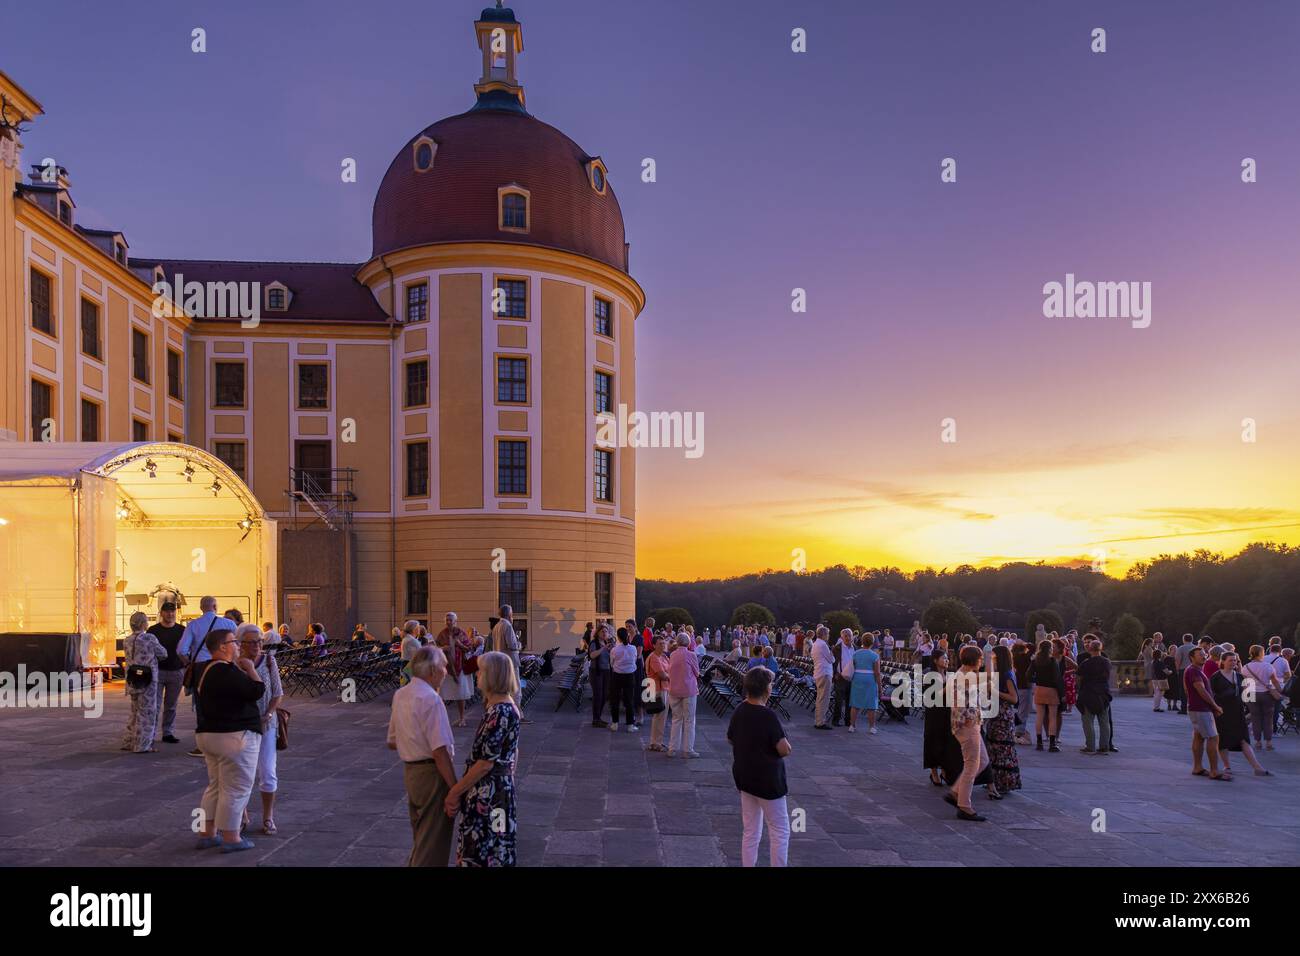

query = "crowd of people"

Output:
[[114, 601, 1295, 867], [117, 596, 528, 865]]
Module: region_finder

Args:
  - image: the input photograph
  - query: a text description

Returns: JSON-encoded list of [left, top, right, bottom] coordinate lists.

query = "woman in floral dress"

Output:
[[985, 644, 1022, 798], [121, 611, 166, 753], [446, 651, 519, 867]]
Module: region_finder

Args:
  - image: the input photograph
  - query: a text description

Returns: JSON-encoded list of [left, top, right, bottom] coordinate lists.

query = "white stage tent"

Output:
[[0, 441, 276, 672]]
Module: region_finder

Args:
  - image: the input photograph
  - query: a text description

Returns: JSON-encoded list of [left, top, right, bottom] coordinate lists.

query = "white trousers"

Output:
[[740, 791, 790, 867], [254, 721, 278, 794], [197, 729, 261, 832], [668, 694, 696, 754]]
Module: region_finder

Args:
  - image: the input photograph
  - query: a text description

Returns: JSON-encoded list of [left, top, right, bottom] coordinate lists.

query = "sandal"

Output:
[[263, 819, 277, 835], [1208, 773, 1231, 781], [1191, 769, 1208, 776]]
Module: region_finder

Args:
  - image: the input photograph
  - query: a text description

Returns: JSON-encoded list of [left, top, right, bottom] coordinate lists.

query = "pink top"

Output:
[[667, 647, 700, 698]]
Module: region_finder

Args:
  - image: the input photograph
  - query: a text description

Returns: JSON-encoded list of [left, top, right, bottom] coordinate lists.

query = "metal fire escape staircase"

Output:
[[285, 468, 357, 531]]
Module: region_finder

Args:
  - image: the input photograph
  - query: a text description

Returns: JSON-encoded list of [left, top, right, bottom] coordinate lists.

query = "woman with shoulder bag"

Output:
[[237, 623, 284, 836], [1243, 644, 1283, 751], [122, 611, 167, 753], [193, 625, 265, 853], [645, 636, 672, 751]]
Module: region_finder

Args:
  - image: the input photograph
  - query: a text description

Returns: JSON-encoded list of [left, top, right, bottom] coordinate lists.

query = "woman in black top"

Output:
[[193, 627, 264, 853], [922, 650, 953, 785], [1210, 651, 1270, 778], [726, 667, 792, 867], [1031, 640, 1064, 751]]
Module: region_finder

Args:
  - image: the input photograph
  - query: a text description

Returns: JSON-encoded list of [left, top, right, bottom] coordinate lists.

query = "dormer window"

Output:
[[498, 185, 529, 233], [154, 266, 167, 288], [413, 136, 437, 173], [265, 281, 291, 312], [586, 158, 609, 196], [58, 201, 72, 226], [114, 242, 126, 265]]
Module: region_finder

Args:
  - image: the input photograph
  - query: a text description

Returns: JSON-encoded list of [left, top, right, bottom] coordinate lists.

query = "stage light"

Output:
[[143, 458, 157, 478], [116, 504, 130, 520], [182, 464, 195, 483], [238, 518, 253, 531], [209, 479, 222, 497]]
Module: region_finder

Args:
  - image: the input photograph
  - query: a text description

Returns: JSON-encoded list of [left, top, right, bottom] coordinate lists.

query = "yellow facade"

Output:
[[0, 21, 644, 649]]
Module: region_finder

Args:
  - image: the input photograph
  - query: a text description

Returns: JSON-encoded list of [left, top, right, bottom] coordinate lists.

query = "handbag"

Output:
[[644, 692, 666, 715], [275, 708, 290, 750], [125, 663, 153, 691], [462, 653, 479, 675]]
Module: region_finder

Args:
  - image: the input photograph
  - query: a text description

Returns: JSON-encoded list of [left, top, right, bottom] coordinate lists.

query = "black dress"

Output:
[[1210, 671, 1248, 752]]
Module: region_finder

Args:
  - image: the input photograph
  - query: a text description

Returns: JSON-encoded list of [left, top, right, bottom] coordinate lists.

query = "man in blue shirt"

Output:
[[177, 595, 236, 756]]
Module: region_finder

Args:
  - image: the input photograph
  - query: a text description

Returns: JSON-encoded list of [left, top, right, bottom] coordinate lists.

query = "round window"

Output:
[[592, 165, 605, 191], [415, 142, 433, 171]]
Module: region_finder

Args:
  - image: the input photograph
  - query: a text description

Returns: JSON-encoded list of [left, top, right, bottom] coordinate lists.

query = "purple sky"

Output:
[[10, 0, 1300, 578]]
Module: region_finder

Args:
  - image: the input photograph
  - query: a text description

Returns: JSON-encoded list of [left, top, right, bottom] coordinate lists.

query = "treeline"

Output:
[[635, 542, 1300, 646]]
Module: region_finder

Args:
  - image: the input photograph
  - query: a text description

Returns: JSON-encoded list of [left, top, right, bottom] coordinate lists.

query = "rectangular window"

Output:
[[297, 363, 328, 409], [406, 570, 429, 618], [30, 268, 53, 335], [497, 439, 528, 496], [594, 370, 612, 414], [405, 441, 429, 497], [167, 349, 183, 400], [214, 441, 247, 479], [80, 298, 101, 358], [80, 399, 99, 442], [131, 328, 150, 383], [594, 447, 613, 502], [294, 440, 332, 494], [30, 379, 52, 441], [594, 296, 613, 338], [595, 572, 612, 616], [495, 278, 527, 319], [405, 359, 429, 408], [406, 283, 428, 324], [168, 432, 184, 444], [497, 569, 528, 648], [133, 418, 149, 442], [214, 362, 246, 407], [496, 356, 527, 404]]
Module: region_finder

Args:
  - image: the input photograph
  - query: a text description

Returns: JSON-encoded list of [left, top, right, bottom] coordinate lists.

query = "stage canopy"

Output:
[[0, 441, 277, 669]]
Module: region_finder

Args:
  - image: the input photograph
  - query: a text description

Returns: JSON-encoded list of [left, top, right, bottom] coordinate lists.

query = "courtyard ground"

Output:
[[1, 674, 1295, 866]]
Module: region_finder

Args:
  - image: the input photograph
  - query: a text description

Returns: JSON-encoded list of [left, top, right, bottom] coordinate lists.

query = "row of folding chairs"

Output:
[[554, 655, 590, 711]]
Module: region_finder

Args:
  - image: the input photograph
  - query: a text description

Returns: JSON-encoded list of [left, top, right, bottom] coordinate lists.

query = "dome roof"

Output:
[[371, 106, 628, 272]]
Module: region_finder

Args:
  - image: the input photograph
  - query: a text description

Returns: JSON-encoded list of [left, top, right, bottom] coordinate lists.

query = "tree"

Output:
[[1202, 609, 1262, 648], [921, 597, 979, 638], [730, 602, 776, 628], [1109, 612, 1144, 660], [1025, 608, 1065, 640], [821, 608, 861, 636]]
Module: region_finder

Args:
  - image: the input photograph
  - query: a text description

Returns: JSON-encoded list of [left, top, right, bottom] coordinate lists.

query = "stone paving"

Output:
[[1, 673, 1296, 867]]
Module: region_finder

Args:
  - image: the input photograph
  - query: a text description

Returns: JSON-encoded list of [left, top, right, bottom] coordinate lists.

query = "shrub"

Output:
[[821, 609, 861, 636], [920, 597, 979, 639], [1108, 612, 1144, 660], [730, 602, 776, 628], [1202, 609, 1262, 650]]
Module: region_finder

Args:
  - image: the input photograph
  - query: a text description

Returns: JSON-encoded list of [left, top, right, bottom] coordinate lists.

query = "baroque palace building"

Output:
[[0, 4, 643, 648]]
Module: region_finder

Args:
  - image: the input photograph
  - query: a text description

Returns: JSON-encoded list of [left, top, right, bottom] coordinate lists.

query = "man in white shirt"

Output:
[[491, 605, 524, 713], [783, 629, 796, 659], [387, 645, 458, 867], [177, 595, 238, 756], [810, 626, 834, 730], [880, 629, 895, 661]]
